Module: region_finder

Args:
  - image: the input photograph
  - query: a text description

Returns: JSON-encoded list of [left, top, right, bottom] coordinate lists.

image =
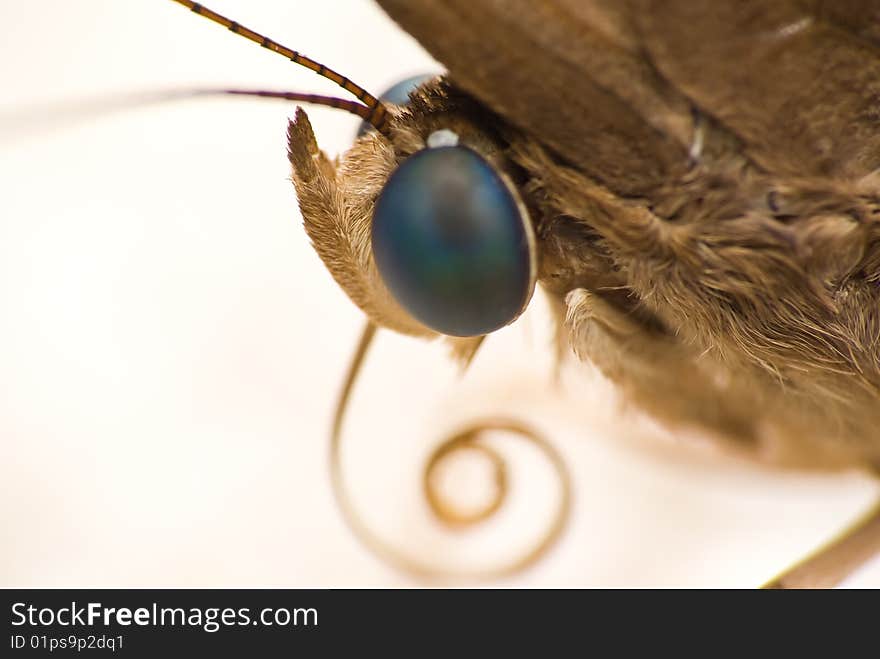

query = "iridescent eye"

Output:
[[357, 74, 435, 136], [371, 143, 535, 337], [377, 74, 435, 106]]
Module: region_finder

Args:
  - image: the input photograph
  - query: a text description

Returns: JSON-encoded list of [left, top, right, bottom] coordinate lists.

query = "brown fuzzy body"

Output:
[[290, 1, 880, 472], [522, 134, 880, 470]]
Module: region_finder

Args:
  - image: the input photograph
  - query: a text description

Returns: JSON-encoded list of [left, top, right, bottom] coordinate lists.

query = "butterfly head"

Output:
[[290, 77, 538, 340]]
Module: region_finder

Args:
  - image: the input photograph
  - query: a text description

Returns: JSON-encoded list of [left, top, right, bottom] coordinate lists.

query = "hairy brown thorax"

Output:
[[517, 127, 880, 470]]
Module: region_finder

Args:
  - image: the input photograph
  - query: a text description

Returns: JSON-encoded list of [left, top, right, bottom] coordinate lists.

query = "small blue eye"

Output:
[[357, 74, 435, 136], [378, 74, 435, 106], [371, 145, 534, 337]]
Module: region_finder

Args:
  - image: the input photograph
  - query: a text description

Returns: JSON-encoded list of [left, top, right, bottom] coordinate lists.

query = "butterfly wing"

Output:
[[376, 0, 880, 186], [637, 0, 880, 180], [374, 0, 692, 195]]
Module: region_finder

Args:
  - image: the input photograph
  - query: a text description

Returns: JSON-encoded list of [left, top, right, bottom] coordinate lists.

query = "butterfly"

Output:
[[3, 0, 879, 588], [286, 0, 880, 587]]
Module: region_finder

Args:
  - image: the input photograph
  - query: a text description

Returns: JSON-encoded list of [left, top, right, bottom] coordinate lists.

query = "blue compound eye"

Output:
[[371, 143, 535, 337], [357, 74, 435, 136], [377, 74, 435, 106]]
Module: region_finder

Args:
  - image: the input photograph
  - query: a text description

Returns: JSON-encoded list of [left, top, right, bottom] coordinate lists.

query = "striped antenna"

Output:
[[171, 0, 390, 134]]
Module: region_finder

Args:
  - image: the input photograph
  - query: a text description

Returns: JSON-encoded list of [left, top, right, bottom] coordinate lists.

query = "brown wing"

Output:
[[637, 0, 880, 180], [375, 0, 693, 196], [376, 0, 880, 188]]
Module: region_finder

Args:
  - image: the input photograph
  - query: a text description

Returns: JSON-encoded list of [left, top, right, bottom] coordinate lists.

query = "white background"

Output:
[[1, 0, 878, 587]]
